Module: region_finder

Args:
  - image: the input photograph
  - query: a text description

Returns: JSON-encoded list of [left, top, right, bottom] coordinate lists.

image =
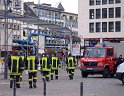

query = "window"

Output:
[[107, 48, 113, 56], [89, 9, 94, 19], [115, 7, 121, 18], [115, 21, 121, 32], [102, 22, 107, 32], [96, 22, 101, 32], [109, 22, 114, 32], [102, 0, 107, 4], [109, 0, 114, 4], [96, 0, 101, 5], [89, 23, 94, 33], [55, 12, 60, 19], [109, 8, 114, 18], [102, 8, 107, 18], [90, 0, 94, 5], [69, 16, 74, 21], [96, 9, 101, 19], [115, 0, 121, 3]]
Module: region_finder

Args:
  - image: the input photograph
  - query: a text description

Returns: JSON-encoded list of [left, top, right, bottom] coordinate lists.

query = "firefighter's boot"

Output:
[[51, 75, 53, 80], [10, 80, 13, 88], [55, 76, 58, 80], [46, 77, 49, 81], [29, 81, 33, 88], [69, 75, 73, 80], [29, 84, 33, 88], [16, 84, 21, 88], [33, 82, 37, 88]]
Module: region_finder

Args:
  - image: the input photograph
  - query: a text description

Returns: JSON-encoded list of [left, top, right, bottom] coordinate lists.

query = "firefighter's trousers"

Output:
[[68, 69, 75, 80], [10, 75, 20, 88], [51, 69, 58, 80], [42, 71, 50, 81], [28, 72, 37, 87]]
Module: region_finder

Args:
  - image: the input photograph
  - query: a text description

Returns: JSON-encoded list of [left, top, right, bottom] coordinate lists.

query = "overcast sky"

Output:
[[24, 0, 78, 14]]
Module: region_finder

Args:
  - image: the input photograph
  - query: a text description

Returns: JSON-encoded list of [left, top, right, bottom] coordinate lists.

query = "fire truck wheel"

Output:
[[81, 71, 88, 78], [103, 68, 110, 78], [121, 74, 124, 85]]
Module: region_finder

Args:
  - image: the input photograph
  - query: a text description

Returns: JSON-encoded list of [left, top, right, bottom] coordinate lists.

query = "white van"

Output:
[[116, 62, 124, 85]]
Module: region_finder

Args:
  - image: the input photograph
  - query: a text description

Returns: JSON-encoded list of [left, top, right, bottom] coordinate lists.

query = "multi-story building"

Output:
[[0, 0, 24, 55], [79, 0, 124, 46], [24, 2, 78, 52], [0, 1, 78, 55]]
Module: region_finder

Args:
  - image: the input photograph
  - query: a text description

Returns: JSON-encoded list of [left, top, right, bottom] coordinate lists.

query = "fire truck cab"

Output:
[[79, 44, 116, 78]]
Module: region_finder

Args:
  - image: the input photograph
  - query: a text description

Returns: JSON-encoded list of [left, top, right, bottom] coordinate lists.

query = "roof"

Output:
[[0, 10, 71, 32], [34, 4, 63, 12], [57, 2, 65, 11]]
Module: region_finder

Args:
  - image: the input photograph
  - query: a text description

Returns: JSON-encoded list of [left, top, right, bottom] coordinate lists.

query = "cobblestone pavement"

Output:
[[0, 68, 124, 96]]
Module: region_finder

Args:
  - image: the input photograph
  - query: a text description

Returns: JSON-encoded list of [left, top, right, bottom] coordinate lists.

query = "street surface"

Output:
[[0, 68, 124, 96]]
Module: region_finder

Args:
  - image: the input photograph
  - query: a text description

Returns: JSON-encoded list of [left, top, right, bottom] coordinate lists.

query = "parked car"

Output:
[[116, 62, 124, 85]]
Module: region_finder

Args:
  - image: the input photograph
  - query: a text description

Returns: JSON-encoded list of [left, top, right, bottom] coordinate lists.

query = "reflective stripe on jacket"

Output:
[[51, 57, 59, 70], [68, 57, 75, 69], [27, 56, 38, 73], [10, 56, 21, 75], [41, 57, 51, 71]]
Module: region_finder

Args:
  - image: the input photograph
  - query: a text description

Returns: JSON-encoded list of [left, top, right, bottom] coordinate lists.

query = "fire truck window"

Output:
[[108, 49, 113, 56]]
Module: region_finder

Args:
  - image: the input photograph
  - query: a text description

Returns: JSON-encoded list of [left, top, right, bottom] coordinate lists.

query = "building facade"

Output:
[[24, 2, 78, 52], [0, 0, 24, 53], [78, 0, 124, 46]]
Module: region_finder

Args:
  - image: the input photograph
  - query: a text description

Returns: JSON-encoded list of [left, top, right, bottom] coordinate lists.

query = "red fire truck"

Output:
[[79, 42, 124, 78]]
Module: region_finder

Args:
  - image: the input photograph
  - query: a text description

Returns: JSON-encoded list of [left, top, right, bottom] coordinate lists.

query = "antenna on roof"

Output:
[[54, 0, 61, 7]]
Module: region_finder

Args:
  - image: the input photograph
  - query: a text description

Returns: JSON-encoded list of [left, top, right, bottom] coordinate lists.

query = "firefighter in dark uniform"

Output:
[[25, 52, 39, 88], [51, 53, 61, 80], [66, 53, 76, 80], [8, 51, 24, 88], [40, 53, 51, 81]]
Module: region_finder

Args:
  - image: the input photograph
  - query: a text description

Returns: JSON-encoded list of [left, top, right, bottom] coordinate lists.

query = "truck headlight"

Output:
[[81, 63, 84, 66], [98, 63, 103, 66], [78, 62, 84, 67]]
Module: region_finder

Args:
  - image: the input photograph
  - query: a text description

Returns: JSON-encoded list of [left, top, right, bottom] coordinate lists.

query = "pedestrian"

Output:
[[51, 53, 61, 80], [40, 53, 51, 81], [66, 53, 76, 80], [115, 54, 124, 70], [25, 51, 39, 88], [8, 51, 24, 88]]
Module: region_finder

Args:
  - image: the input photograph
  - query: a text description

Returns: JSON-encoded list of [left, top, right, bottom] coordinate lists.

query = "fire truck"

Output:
[[79, 42, 124, 78]]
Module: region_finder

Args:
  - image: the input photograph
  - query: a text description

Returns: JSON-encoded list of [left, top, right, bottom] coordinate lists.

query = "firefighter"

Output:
[[40, 53, 51, 81], [8, 51, 24, 88], [51, 53, 61, 80], [66, 53, 76, 80], [25, 52, 39, 88]]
